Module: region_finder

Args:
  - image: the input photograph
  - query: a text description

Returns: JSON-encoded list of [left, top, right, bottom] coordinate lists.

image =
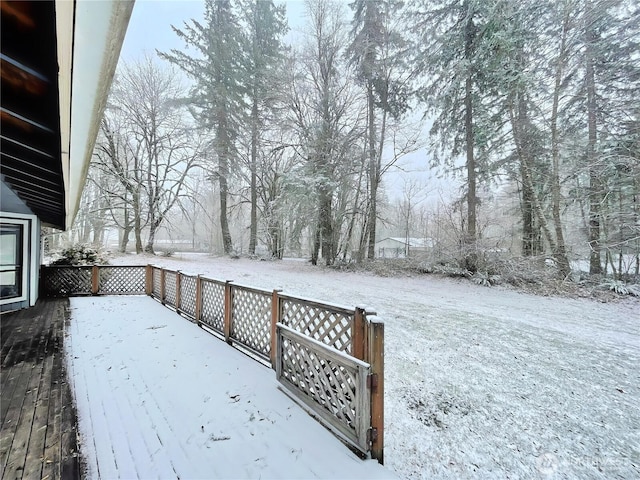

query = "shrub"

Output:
[[471, 271, 502, 287], [50, 244, 108, 266], [600, 279, 640, 296]]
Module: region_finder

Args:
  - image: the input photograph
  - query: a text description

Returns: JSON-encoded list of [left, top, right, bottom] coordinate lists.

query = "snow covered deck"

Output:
[[67, 296, 395, 479]]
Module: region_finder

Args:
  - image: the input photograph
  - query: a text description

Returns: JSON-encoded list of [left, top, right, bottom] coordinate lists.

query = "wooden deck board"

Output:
[[41, 330, 64, 480], [0, 298, 80, 480], [23, 351, 55, 479]]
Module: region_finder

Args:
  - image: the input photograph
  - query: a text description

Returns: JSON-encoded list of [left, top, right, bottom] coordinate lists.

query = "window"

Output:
[[0, 223, 24, 300]]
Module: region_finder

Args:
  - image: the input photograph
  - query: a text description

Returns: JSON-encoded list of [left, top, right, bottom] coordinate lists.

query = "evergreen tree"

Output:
[[237, 0, 288, 255], [348, 0, 409, 260], [159, 0, 246, 254], [409, 0, 504, 271]]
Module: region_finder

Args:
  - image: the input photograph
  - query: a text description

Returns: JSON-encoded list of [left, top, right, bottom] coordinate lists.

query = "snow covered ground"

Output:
[[103, 253, 639, 479], [67, 296, 394, 479]]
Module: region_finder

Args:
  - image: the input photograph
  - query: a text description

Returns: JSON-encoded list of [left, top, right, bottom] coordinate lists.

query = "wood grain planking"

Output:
[[0, 359, 32, 478], [1, 299, 78, 480], [41, 304, 65, 480], [1, 316, 40, 421], [0, 303, 52, 478], [22, 326, 56, 479], [59, 376, 80, 480], [2, 331, 49, 480]]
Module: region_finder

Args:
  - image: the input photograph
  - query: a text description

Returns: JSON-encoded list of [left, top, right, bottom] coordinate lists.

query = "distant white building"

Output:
[[375, 237, 433, 258]]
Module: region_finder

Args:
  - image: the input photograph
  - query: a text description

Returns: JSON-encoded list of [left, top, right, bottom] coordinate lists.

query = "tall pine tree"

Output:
[[348, 0, 409, 260], [238, 0, 288, 255], [159, 0, 246, 254]]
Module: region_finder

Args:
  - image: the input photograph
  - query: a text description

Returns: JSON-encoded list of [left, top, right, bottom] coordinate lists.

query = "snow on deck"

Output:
[[67, 296, 394, 479]]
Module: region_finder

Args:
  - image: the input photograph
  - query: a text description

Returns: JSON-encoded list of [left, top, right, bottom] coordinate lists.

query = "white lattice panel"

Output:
[[231, 287, 271, 358], [180, 275, 197, 318], [201, 280, 224, 332], [152, 268, 161, 298], [165, 271, 177, 307], [99, 266, 145, 294], [280, 298, 353, 353], [43, 267, 92, 296], [276, 324, 370, 452]]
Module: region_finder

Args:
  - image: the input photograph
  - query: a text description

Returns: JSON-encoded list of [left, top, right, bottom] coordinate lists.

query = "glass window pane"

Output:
[[1, 224, 21, 263]]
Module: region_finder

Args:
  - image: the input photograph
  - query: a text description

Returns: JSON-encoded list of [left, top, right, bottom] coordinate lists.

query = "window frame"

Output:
[[0, 217, 32, 306], [0, 223, 24, 300]]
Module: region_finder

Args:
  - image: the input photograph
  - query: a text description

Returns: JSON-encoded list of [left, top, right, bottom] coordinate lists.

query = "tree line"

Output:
[[76, 0, 639, 278]]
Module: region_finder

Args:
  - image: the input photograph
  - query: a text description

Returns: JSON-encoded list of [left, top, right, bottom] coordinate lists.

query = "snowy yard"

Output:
[[104, 253, 639, 479]]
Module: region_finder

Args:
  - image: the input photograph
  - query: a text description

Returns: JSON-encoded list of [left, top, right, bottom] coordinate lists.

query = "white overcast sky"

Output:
[[120, 0, 307, 61], [118, 0, 456, 204]]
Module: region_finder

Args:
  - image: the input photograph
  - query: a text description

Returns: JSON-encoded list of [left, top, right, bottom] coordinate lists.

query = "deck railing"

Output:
[[41, 264, 384, 463]]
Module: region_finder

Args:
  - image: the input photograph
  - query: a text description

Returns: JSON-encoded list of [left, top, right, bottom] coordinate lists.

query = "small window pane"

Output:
[[0, 234, 17, 265]]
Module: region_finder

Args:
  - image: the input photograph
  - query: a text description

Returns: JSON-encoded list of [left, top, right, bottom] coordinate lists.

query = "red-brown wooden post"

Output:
[[353, 306, 366, 360], [368, 318, 384, 464], [270, 289, 282, 369], [194, 275, 202, 326], [224, 281, 233, 344], [91, 265, 100, 295], [175, 271, 182, 312], [160, 268, 166, 305], [145, 265, 153, 296]]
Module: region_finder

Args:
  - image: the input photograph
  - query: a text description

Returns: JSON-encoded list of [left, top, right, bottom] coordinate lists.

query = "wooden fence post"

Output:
[[175, 271, 182, 312], [224, 280, 233, 344], [145, 265, 153, 296], [91, 265, 99, 295], [353, 306, 366, 361], [195, 275, 202, 326], [160, 268, 166, 305], [368, 318, 384, 464], [363, 308, 376, 364], [270, 289, 282, 369]]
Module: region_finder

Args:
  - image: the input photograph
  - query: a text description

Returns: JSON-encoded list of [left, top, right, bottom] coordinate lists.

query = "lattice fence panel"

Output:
[[201, 280, 224, 333], [277, 325, 370, 452], [165, 271, 177, 307], [99, 266, 145, 294], [280, 298, 353, 354], [43, 267, 92, 296], [180, 275, 197, 318], [231, 287, 271, 359], [152, 268, 161, 298]]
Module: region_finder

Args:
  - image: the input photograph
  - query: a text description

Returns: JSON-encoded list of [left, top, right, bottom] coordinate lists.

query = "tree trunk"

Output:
[[550, 9, 572, 277], [509, 102, 559, 266], [464, 70, 478, 271], [145, 221, 157, 254], [134, 193, 143, 254], [463, 4, 477, 272], [319, 186, 335, 265], [585, 0, 602, 274], [366, 83, 378, 260], [343, 158, 365, 262], [357, 202, 369, 263], [120, 226, 132, 253], [520, 171, 536, 256], [218, 115, 233, 255], [249, 99, 259, 255], [311, 227, 320, 265]]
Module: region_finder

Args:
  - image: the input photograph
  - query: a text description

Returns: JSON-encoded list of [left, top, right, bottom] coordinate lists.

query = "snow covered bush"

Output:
[[600, 279, 640, 296], [50, 244, 109, 265], [429, 263, 470, 278], [471, 271, 501, 287]]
